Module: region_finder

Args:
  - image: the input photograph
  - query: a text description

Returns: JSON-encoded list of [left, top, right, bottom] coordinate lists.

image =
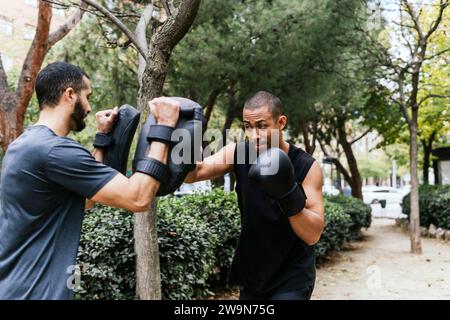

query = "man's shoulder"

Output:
[[289, 144, 316, 165], [12, 126, 88, 162]]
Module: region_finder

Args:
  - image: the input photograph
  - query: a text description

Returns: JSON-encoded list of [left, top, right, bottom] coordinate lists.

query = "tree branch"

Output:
[[160, 0, 174, 16], [403, 0, 425, 42], [81, 0, 148, 62], [318, 138, 353, 184], [136, 4, 154, 84], [350, 127, 372, 145], [424, 0, 449, 40], [16, 0, 52, 104], [48, 0, 87, 47], [423, 47, 450, 61], [418, 94, 450, 106], [155, 0, 201, 49]]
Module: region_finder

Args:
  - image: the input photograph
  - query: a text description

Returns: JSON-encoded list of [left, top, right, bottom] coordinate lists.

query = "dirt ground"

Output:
[[312, 218, 450, 300], [209, 218, 450, 300]]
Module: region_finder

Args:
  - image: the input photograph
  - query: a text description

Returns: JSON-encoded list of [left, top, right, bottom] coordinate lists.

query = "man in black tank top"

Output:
[[185, 91, 324, 300]]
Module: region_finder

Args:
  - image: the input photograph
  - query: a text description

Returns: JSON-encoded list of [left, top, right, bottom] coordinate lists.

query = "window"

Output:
[[24, 0, 37, 7], [23, 24, 35, 40], [0, 16, 13, 36]]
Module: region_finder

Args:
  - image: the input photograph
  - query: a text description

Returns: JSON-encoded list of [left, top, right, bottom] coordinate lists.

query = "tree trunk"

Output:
[[134, 42, 171, 300], [409, 110, 422, 254], [202, 88, 220, 131], [421, 130, 436, 185], [211, 92, 236, 188], [433, 159, 439, 185], [0, 94, 20, 151], [337, 124, 363, 199], [299, 119, 316, 154], [133, 0, 201, 300]]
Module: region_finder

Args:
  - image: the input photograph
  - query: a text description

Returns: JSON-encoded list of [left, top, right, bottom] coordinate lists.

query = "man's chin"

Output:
[[71, 120, 86, 132]]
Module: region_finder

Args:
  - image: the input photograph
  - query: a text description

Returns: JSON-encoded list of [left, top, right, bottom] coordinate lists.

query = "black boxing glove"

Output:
[[98, 105, 141, 175], [133, 97, 203, 196], [248, 147, 307, 217]]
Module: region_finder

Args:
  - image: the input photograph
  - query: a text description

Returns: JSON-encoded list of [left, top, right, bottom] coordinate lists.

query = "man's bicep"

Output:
[[46, 143, 118, 199], [90, 174, 129, 208], [303, 161, 325, 215]]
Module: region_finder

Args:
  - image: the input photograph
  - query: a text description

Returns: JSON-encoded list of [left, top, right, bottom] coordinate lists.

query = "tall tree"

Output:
[[354, 0, 449, 253], [73, 0, 201, 299], [0, 0, 87, 151]]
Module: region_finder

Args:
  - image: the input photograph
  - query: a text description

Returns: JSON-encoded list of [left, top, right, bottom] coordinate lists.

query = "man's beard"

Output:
[[71, 96, 86, 132]]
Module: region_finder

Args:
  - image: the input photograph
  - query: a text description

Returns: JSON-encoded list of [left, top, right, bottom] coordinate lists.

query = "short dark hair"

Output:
[[244, 91, 283, 119], [35, 61, 89, 110]]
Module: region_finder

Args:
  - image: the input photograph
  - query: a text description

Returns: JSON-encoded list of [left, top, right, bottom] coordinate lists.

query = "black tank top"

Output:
[[228, 142, 316, 296]]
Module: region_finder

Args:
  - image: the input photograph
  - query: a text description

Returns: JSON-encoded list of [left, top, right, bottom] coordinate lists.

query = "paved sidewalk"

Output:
[[312, 218, 450, 300]]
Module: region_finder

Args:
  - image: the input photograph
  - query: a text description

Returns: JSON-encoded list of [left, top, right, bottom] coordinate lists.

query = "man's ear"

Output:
[[278, 115, 287, 130], [62, 87, 76, 104]]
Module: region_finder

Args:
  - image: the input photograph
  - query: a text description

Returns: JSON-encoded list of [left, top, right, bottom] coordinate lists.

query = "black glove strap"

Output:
[[147, 124, 174, 145], [277, 183, 307, 217], [93, 133, 112, 149], [135, 158, 167, 183]]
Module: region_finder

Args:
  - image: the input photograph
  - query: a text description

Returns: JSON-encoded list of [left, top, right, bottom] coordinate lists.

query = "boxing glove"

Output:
[[248, 147, 307, 217], [133, 97, 203, 196], [94, 105, 141, 175]]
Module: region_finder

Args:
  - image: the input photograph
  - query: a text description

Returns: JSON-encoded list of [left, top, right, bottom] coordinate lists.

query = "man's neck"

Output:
[[35, 107, 70, 137]]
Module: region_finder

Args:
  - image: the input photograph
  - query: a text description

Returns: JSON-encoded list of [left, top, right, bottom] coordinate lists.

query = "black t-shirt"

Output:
[[0, 125, 118, 299], [228, 142, 316, 296]]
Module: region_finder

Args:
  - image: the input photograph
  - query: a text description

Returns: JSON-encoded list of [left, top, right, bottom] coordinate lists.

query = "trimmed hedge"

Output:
[[76, 189, 371, 299], [402, 184, 450, 229], [314, 200, 353, 259], [326, 194, 372, 240]]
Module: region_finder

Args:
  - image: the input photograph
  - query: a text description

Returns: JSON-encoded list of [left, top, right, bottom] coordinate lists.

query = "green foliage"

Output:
[[75, 206, 136, 300], [314, 200, 353, 259], [76, 189, 240, 300], [76, 189, 371, 299], [402, 185, 450, 229], [157, 189, 240, 299], [358, 154, 392, 180], [326, 195, 372, 240]]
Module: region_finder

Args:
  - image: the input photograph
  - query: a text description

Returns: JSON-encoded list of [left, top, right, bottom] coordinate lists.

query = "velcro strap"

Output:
[[135, 158, 168, 183], [278, 183, 307, 217], [93, 133, 112, 149], [146, 125, 174, 145]]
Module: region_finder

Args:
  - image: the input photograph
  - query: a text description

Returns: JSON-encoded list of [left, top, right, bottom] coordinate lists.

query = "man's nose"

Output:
[[251, 128, 259, 140]]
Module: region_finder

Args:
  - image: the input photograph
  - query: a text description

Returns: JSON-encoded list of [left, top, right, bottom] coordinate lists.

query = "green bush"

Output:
[[76, 189, 240, 300], [402, 185, 450, 229], [76, 189, 371, 299], [158, 201, 218, 299], [315, 200, 353, 259], [157, 188, 240, 299], [75, 206, 136, 300], [326, 194, 372, 240]]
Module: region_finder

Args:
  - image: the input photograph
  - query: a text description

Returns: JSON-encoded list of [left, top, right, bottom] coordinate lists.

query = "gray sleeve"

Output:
[[46, 141, 119, 199]]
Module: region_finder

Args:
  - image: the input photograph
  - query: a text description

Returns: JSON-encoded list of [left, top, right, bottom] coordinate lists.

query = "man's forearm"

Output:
[[92, 148, 105, 162], [288, 208, 324, 246]]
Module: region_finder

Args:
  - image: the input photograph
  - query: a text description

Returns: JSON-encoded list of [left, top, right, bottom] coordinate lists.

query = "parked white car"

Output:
[[362, 186, 406, 205], [174, 180, 212, 196]]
